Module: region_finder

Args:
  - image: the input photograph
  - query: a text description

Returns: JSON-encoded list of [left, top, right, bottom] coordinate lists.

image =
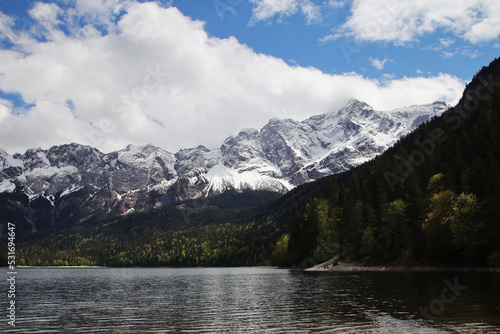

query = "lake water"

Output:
[[1, 267, 500, 333]]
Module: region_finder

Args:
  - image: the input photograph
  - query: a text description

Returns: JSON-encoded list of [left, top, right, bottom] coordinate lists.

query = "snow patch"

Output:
[[4, 155, 24, 169], [0, 180, 16, 193], [121, 208, 135, 215], [147, 178, 178, 192], [206, 163, 292, 194], [61, 185, 84, 197]]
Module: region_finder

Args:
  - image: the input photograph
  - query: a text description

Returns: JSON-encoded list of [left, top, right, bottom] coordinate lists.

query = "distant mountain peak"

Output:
[[345, 98, 370, 108]]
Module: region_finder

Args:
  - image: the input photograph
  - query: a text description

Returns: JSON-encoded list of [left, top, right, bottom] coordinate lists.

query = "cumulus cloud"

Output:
[[0, 1, 464, 154], [336, 0, 500, 44], [249, 0, 321, 24]]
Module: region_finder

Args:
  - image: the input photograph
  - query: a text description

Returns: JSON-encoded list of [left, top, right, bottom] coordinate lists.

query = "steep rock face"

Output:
[[106, 144, 177, 193], [0, 149, 24, 184], [175, 145, 218, 177], [222, 129, 262, 169], [260, 118, 321, 176], [0, 99, 448, 232]]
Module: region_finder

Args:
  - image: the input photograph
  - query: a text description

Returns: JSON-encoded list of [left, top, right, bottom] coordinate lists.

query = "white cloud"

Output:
[[0, 1, 465, 154], [0, 12, 16, 42], [249, 0, 321, 24], [442, 51, 455, 59], [329, 0, 346, 8], [66, 0, 131, 34], [29, 2, 62, 25], [318, 32, 340, 43], [439, 46, 482, 59], [0, 99, 11, 124], [381, 73, 395, 81], [460, 48, 481, 59], [369, 57, 391, 71], [336, 0, 500, 44], [440, 38, 455, 47]]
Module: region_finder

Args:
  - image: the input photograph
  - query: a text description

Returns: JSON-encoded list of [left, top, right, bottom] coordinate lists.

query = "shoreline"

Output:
[[2, 264, 498, 272], [303, 258, 500, 273], [3, 265, 281, 269], [5, 265, 108, 269]]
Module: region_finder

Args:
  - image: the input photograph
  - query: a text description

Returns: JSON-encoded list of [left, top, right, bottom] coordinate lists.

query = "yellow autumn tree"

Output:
[[422, 190, 456, 260]]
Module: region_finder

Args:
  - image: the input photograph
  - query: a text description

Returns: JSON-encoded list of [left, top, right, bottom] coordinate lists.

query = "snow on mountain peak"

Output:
[[0, 99, 449, 211]]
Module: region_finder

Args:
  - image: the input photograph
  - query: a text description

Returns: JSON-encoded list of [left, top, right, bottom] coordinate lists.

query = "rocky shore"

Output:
[[304, 257, 500, 272]]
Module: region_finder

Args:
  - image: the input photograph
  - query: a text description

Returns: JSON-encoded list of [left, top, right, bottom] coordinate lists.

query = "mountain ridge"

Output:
[[0, 100, 447, 198], [0, 99, 448, 236]]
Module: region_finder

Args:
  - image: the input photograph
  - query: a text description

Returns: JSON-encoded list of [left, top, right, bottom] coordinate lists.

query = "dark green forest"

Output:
[[276, 57, 500, 268], [12, 190, 286, 266], [5, 57, 500, 268]]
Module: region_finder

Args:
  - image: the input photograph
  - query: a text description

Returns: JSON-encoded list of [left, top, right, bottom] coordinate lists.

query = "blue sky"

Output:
[[174, 0, 497, 80], [0, 0, 498, 153]]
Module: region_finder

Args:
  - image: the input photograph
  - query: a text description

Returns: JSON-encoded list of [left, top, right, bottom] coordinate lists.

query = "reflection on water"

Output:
[[1, 267, 499, 333]]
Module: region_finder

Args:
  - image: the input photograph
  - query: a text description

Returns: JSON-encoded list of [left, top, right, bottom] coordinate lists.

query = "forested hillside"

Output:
[[273, 57, 500, 268], [6, 191, 285, 266]]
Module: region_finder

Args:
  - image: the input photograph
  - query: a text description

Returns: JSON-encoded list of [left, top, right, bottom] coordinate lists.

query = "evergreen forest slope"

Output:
[[273, 57, 500, 268]]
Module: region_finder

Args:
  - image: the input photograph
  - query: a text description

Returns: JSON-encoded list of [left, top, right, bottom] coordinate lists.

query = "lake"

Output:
[[1, 267, 500, 333]]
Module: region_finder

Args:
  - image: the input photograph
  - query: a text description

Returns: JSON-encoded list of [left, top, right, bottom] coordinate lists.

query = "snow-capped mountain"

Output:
[[0, 99, 447, 218]]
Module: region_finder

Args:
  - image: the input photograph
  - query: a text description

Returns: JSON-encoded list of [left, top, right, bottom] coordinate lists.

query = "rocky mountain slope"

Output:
[[0, 99, 447, 233]]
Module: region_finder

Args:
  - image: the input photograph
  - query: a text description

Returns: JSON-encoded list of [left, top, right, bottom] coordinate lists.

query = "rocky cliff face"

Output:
[[0, 99, 448, 233]]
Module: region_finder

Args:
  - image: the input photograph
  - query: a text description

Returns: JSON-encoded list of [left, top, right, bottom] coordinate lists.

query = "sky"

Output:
[[0, 0, 498, 154]]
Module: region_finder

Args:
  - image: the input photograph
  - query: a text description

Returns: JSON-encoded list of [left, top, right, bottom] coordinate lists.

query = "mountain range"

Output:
[[0, 99, 447, 235]]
